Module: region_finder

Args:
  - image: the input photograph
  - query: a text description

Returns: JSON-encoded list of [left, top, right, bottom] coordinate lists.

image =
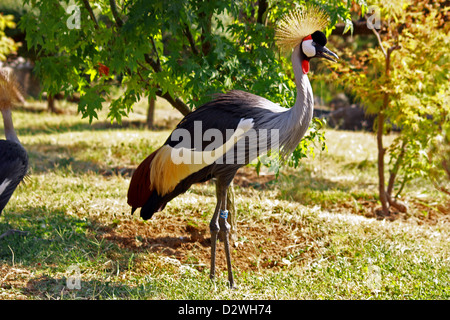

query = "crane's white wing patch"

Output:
[[0, 179, 11, 195], [150, 118, 255, 196], [236, 118, 254, 132]]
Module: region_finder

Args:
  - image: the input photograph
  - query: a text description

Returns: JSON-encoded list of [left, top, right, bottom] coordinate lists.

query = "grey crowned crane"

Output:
[[128, 7, 338, 288], [0, 70, 28, 221]]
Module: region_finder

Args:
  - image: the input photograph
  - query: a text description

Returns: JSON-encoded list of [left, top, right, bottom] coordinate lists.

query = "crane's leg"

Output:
[[219, 202, 235, 289], [209, 195, 222, 283], [209, 178, 235, 289]]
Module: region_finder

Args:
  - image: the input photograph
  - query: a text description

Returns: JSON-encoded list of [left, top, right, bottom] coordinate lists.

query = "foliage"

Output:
[[324, 0, 450, 210], [17, 0, 359, 114], [18, 0, 362, 168], [0, 13, 18, 61], [288, 117, 327, 168], [428, 119, 450, 195]]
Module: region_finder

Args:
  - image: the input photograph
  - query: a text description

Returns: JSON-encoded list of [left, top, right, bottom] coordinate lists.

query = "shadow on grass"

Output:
[[16, 116, 172, 138], [24, 274, 154, 299], [23, 275, 155, 300], [276, 166, 377, 208], [25, 143, 136, 177], [0, 207, 148, 299]]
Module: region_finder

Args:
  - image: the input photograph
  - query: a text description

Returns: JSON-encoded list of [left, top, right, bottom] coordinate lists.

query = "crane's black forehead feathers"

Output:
[[311, 30, 327, 46]]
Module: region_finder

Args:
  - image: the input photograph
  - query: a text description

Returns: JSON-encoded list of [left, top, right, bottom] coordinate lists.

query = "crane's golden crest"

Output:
[[275, 6, 329, 51], [0, 70, 25, 110]]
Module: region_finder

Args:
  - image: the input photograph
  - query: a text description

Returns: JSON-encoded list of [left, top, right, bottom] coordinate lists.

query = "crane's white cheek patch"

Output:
[[302, 40, 315, 58], [0, 179, 11, 195]]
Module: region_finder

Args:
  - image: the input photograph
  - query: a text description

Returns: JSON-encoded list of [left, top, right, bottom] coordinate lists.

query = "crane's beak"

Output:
[[316, 46, 339, 62]]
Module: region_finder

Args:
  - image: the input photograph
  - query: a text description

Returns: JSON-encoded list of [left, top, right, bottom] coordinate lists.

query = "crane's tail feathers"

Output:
[[127, 147, 170, 220], [127, 148, 160, 209]]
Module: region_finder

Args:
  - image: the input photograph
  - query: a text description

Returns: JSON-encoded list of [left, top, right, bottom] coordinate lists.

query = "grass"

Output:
[[0, 98, 449, 300]]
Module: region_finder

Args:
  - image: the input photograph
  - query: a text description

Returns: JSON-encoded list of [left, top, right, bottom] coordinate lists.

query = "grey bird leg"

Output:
[[209, 178, 235, 288], [209, 196, 222, 282], [219, 202, 235, 289]]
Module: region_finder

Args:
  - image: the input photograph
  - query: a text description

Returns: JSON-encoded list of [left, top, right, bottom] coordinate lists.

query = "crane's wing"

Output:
[[127, 90, 283, 218], [0, 140, 28, 214]]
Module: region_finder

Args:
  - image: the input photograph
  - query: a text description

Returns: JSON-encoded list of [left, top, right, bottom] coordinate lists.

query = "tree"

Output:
[[0, 13, 19, 61], [19, 0, 355, 118], [326, 0, 450, 215], [19, 0, 361, 166]]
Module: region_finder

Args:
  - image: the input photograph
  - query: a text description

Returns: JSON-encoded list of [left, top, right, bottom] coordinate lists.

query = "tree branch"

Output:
[[183, 24, 199, 56], [82, 0, 99, 29], [144, 53, 161, 73], [199, 11, 212, 56], [150, 37, 161, 68], [109, 0, 124, 28], [375, 32, 401, 215], [372, 27, 386, 58], [155, 89, 190, 116], [331, 20, 386, 37], [387, 140, 407, 196], [137, 58, 190, 116], [257, 0, 268, 25]]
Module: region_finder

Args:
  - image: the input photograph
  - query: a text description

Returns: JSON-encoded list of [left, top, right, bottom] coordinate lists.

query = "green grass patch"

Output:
[[0, 99, 448, 299]]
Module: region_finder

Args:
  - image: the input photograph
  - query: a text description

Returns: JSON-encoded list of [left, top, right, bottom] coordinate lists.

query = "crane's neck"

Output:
[[291, 44, 314, 119], [278, 44, 314, 157], [1, 108, 20, 144]]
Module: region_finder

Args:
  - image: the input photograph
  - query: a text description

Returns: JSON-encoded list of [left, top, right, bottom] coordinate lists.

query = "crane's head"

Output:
[[301, 30, 338, 62], [275, 7, 339, 74], [300, 30, 338, 73]]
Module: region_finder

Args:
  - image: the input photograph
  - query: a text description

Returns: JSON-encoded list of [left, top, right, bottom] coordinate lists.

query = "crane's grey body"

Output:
[[0, 108, 28, 215], [128, 30, 337, 288], [160, 45, 313, 287]]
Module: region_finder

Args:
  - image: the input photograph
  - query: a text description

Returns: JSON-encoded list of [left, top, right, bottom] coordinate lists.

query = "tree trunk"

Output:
[[257, 0, 268, 25], [376, 110, 389, 215], [47, 95, 56, 113], [147, 96, 155, 129], [373, 38, 401, 216]]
